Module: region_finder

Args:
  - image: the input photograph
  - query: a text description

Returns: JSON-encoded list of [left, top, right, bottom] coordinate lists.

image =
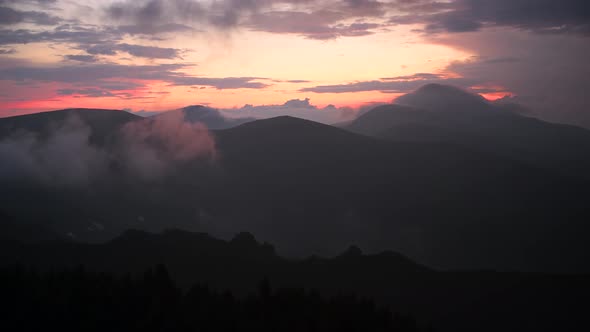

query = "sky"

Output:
[[0, 0, 589, 127]]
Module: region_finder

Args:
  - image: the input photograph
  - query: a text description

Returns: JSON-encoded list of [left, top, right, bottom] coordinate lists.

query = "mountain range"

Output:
[[1, 84, 589, 273]]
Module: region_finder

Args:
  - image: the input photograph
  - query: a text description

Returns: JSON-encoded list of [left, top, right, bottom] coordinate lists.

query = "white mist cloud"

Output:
[[120, 110, 217, 179], [218, 98, 374, 124], [0, 115, 108, 186], [0, 112, 217, 185]]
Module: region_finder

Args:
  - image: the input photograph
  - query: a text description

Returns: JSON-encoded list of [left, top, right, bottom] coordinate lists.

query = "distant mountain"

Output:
[[347, 84, 590, 179], [155, 105, 255, 129], [2, 229, 588, 332]]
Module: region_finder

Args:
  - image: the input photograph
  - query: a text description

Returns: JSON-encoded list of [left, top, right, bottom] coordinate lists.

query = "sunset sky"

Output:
[[0, 0, 588, 126]]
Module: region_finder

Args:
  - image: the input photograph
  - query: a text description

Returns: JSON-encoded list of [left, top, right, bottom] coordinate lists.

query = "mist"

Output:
[[0, 111, 217, 186]]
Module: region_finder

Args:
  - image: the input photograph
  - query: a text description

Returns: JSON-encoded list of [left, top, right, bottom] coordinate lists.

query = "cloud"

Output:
[[120, 110, 216, 179], [390, 0, 590, 36], [437, 29, 590, 127], [299, 73, 477, 94], [219, 97, 365, 124], [0, 47, 14, 54], [86, 43, 183, 59], [0, 112, 217, 185], [0, 115, 108, 186], [115, 23, 194, 36], [170, 76, 270, 89], [57, 88, 115, 98], [247, 10, 382, 39], [104, 0, 389, 39], [64, 54, 98, 62], [0, 5, 61, 26], [0, 24, 117, 45], [0, 63, 271, 90]]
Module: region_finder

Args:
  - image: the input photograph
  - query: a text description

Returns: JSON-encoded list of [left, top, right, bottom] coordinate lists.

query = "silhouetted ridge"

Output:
[[218, 115, 374, 145], [231, 115, 324, 130], [231, 231, 258, 247], [106, 229, 277, 263]]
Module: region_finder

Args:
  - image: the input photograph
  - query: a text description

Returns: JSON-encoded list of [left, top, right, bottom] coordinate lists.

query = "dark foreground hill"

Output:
[[1, 229, 588, 332]]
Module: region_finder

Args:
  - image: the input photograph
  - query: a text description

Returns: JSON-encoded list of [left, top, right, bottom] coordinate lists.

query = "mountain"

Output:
[[347, 104, 432, 137], [209, 116, 590, 272], [2, 229, 588, 332], [155, 105, 255, 129], [347, 84, 590, 179], [395, 83, 494, 114], [1, 110, 590, 273]]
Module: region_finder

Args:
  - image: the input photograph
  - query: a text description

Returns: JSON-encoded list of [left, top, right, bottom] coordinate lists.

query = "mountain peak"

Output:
[[395, 84, 490, 113]]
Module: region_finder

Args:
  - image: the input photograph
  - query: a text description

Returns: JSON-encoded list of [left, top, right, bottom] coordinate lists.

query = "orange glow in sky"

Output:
[[0, 1, 510, 118]]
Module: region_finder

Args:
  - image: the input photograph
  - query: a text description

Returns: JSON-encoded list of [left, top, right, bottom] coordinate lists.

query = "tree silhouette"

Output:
[[0, 264, 422, 332]]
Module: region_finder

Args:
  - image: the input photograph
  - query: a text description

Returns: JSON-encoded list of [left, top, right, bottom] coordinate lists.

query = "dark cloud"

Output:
[[0, 0, 57, 5], [116, 43, 182, 59], [0, 24, 117, 45], [57, 88, 115, 98], [85, 44, 117, 56], [64, 54, 98, 62], [0, 5, 60, 26], [248, 10, 382, 39], [115, 23, 194, 36], [0, 6, 22, 25], [104, 0, 388, 39], [170, 76, 270, 89], [86, 43, 182, 59], [300, 73, 476, 93], [0, 63, 182, 83], [380, 72, 441, 81], [391, 0, 590, 36], [105, 0, 205, 32], [0, 62, 272, 90], [439, 30, 590, 127]]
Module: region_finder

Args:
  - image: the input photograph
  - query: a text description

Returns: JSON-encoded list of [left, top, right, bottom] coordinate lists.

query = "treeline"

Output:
[[1, 264, 424, 332]]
